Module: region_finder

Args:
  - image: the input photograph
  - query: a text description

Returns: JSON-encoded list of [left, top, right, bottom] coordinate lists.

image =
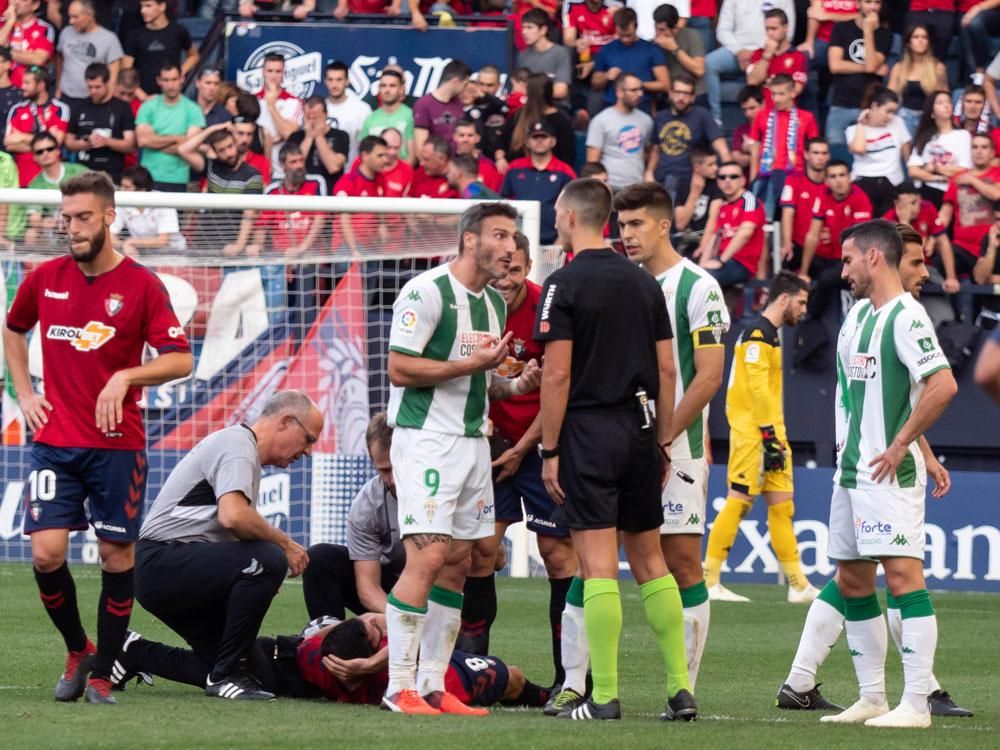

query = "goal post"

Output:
[[0, 188, 549, 575]]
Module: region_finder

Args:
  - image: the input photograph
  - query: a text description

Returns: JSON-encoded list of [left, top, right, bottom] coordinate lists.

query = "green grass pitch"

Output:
[[1, 563, 997, 749]]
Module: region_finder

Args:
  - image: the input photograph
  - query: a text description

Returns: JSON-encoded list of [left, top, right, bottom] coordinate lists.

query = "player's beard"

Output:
[[69, 226, 106, 263]]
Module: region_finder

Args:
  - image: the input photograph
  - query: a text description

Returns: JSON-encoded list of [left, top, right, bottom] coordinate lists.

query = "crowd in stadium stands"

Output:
[[2, 0, 1000, 319]]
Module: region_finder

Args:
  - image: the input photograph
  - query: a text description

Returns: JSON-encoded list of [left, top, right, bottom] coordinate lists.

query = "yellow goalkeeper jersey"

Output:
[[725, 316, 786, 438]]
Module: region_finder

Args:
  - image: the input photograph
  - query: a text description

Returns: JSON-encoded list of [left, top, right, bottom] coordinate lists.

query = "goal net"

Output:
[[0, 188, 547, 572]]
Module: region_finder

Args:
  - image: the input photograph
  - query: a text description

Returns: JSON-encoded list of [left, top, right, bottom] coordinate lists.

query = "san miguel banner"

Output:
[[224, 21, 513, 102]]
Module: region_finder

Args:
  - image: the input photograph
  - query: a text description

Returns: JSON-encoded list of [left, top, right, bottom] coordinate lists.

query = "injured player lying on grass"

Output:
[[112, 613, 550, 707]]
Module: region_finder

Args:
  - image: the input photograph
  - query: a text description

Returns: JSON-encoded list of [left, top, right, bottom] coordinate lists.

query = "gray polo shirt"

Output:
[[140, 425, 260, 544], [346, 475, 405, 574]]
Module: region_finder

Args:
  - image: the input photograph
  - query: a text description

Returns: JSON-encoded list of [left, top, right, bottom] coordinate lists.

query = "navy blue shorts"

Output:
[[22, 444, 148, 542], [446, 650, 510, 707], [493, 450, 569, 538]]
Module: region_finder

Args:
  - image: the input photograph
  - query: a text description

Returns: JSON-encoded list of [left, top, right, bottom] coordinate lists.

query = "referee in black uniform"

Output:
[[534, 178, 696, 722]]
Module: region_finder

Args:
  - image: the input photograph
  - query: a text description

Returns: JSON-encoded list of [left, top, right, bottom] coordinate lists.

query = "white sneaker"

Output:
[[820, 697, 889, 723], [865, 701, 932, 729], [787, 583, 821, 604], [707, 583, 751, 602]]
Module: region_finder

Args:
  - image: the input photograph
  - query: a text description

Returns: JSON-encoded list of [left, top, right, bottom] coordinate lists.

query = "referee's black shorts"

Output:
[[557, 409, 664, 532]]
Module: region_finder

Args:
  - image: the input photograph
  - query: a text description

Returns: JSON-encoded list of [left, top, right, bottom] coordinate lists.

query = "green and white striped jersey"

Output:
[[387, 265, 507, 438], [834, 293, 950, 490], [656, 259, 730, 460]]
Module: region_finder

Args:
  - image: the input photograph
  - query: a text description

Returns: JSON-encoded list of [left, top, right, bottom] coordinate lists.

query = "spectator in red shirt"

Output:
[[412, 134, 458, 199], [731, 85, 763, 175], [333, 0, 401, 18], [749, 74, 819, 221], [797, 0, 857, 68], [779, 135, 830, 271], [884, 180, 959, 290], [747, 9, 808, 104], [333, 134, 387, 254], [0, 0, 54, 88], [940, 133, 1000, 277], [973, 202, 1000, 285], [451, 119, 502, 191], [376, 126, 412, 198], [802, 158, 872, 315], [696, 161, 766, 289], [4, 65, 68, 186]]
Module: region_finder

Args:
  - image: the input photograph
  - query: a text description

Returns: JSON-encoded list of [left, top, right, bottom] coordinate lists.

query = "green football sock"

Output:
[[640, 575, 692, 697], [583, 578, 622, 704]]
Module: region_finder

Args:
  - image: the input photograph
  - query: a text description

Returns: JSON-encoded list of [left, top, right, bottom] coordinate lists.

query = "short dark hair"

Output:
[[690, 145, 716, 165], [896, 223, 923, 248], [973, 132, 996, 149], [84, 62, 110, 82], [30, 131, 58, 150], [764, 7, 788, 24], [805, 136, 829, 150], [278, 142, 303, 164], [321, 619, 376, 660], [578, 161, 607, 179], [513, 230, 530, 263], [963, 83, 986, 99], [380, 68, 404, 84], [451, 153, 479, 176], [738, 85, 764, 105], [116, 67, 139, 87], [994, 199, 1000, 212], [716, 160, 743, 174], [205, 128, 234, 148], [24, 65, 49, 86], [61, 170, 116, 207], [157, 60, 181, 78], [365, 412, 392, 454], [613, 6, 637, 28], [840, 218, 904, 268], [122, 165, 153, 191], [359, 135, 387, 154], [521, 8, 550, 28], [263, 52, 285, 65], [653, 3, 679, 27], [825, 159, 850, 173], [425, 135, 451, 158], [0, 46, 11, 62], [304, 94, 325, 109], [236, 91, 261, 121], [672, 73, 697, 91], [769, 73, 795, 89], [767, 271, 808, 305], [453, 118, 478, 132], [560, 178, 612, 231], [457, 202, 519, 254], [441, 59, 472, 84], [325, 60, 348, 76], [894, 181, 919, 198], [613, 181, 673, 221]]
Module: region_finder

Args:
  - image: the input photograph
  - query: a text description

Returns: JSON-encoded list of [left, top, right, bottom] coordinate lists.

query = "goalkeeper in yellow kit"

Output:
[[704, 272, 820, 604]]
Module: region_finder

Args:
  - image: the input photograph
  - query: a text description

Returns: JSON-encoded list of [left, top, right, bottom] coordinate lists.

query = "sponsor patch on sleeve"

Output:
[[397, 308, 418, 337]]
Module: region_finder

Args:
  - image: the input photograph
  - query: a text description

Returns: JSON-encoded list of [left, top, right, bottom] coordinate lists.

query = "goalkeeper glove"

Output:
[[760, 425, 786, 472]]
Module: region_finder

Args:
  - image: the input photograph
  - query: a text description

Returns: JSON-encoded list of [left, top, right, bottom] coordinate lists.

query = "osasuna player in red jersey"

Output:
[[2, 172, 193, 705]]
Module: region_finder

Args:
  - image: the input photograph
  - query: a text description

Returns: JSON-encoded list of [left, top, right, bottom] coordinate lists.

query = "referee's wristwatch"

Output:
[[538, 444, 560, 460]]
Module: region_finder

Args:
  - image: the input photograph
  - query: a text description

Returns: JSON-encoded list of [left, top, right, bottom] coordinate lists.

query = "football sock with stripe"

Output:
[[34, 563, 88, 653], [583, 578, 621, 704], [457, 574, 496, 656], [885, 590, 940, 693], [93, 568, 134, 679], [416, 585, 463, 696], [678, 581, 710, 691], [704, 496, 754, 588], [386, 592, 427, 695], [786, 579, 846, 693], [642, 575, 692, 697], [560, 576, 589, 695], [501, 679, 549, 707], [844, 593, 887, 705], [548, 576, 572, 686], [767, 500, 808, 591], [896, 589, 937, 713]]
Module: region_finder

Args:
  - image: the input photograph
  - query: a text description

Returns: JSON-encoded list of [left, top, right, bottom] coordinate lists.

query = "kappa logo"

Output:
[[901, 646, 915, 654], [46, 321, 116, 351], [708, 290, 721, 302], [891, 534, 909, 546], [407, 290, 422, 302], [404, 514, 415, 526], [686, 513, 700, 526], [909, 319, 925, 331], [848, 648, 862, 657]]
